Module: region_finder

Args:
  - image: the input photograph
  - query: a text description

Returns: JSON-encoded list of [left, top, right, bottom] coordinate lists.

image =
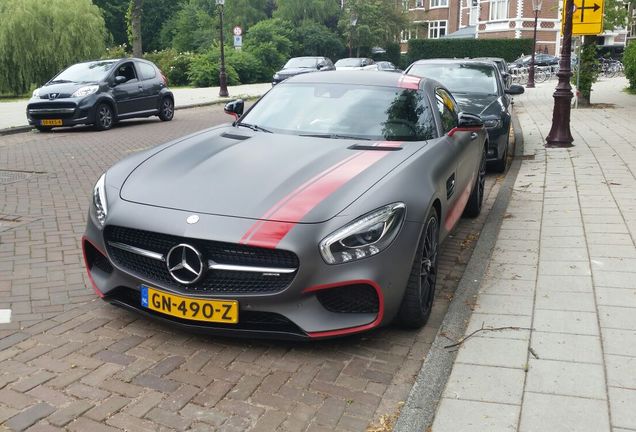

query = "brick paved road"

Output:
[[0, 107, 502, 431]]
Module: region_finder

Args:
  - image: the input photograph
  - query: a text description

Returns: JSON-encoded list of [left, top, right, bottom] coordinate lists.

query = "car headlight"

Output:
[[483, 118, 501, 128], [319, 203, 406, 264], [71, 85, 99, 98], [92, 173, 108, 227], [32, 88, 41, 98]]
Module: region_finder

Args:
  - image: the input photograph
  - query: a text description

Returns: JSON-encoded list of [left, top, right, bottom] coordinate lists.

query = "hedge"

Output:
[[624, 41, 636, 90], [407, 38, 534, 64]]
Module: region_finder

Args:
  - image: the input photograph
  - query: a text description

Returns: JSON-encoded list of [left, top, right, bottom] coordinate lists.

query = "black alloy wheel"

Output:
[[94, 103, 114, 131], [159, 97, 174, 121], [464, 145, 486, 217], [398, 209, 439, 328]]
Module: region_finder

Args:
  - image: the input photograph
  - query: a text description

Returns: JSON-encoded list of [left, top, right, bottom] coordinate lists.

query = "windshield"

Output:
[[284, 58, 319, 69], [407, 63, 498, 95], [239, 83, 436, 142], [52, 61, 117, 83], [335, 58, 363, 67]]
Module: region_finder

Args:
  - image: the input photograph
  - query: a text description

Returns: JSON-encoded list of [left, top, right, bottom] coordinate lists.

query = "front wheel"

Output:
[[397, 209, 439, 329], [94, 103, 114, 131], [158, 97, 174, 121], [464, 145, 487, 218]]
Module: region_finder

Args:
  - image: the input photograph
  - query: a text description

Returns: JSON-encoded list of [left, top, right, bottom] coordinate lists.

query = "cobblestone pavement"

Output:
[[0, 107, 503, 431]]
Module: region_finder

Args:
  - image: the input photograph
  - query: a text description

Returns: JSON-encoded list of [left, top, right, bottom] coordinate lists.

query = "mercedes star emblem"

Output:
[[186, 214, 200, 224], [166, 243, 205, 284]]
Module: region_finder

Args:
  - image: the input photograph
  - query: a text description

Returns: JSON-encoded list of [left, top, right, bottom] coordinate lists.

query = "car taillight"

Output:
[[160, 72, 168, 87]]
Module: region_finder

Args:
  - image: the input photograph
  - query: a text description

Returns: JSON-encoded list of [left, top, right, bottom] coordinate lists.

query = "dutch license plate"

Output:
[[41, 119, 63, 126], [140, 285, 238, 324]]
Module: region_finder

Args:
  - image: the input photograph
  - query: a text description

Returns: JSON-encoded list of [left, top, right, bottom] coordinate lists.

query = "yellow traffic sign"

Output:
[[561, 0, 604, 35]]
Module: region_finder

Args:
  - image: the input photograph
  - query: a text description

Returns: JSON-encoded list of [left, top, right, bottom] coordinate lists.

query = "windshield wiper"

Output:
[[237, 123, 272, 133], [299, 133, 372, 140]]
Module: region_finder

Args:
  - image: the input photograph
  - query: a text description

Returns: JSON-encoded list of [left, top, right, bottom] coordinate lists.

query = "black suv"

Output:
[[27, 58, 174, 132], [272, 57, 335, 85]]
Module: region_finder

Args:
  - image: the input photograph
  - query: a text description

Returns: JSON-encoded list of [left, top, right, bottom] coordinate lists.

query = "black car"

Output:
[[511, 53, 559, 68], [27, 58, 174, 132], [405, 59, 524, 172], [376, 61, 402, 73], [272, 57, 335, 85], [474, 57, 511, 88]]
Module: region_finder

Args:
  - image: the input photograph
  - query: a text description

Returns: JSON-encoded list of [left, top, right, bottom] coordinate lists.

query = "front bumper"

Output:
[[26, 95, 99, 127], [485, 122, 509, 162], [82, 202, 420, 340]]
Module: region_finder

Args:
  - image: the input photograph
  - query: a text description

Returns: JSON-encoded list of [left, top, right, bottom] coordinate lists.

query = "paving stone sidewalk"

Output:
[[431, 77, 636, 431]]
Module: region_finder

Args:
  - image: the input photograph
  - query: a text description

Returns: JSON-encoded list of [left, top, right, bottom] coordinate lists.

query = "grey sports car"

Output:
[[82, 71, 488, 339]]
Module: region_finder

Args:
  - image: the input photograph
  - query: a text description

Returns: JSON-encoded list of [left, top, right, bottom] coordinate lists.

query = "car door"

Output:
[[435, 88, 478, 224], [136, 61, 161, 112], [111, 62, 144, 115]]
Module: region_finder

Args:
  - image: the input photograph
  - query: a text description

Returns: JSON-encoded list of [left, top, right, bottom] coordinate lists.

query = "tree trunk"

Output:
[[577, 36, 596, 107], [131, 0, 143, 58]]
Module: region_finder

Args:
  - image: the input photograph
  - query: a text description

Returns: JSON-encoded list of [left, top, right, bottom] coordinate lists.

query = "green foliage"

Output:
[[187, 50, 240, 87], [603, 0, 629, 31], [225, 50, 265, 84], [573, 39, 598, 104], [102, 44, 130, 60], [144, 49, 193, 86], [274, 0, 340, 26], [160, 0, 217, 53], [94, 0, 129, 45], [244, 18, 295, 77], [292, 22, 345, 59], [0, 0, 106, 95], [407, 38, 534, 63], [623, 42, 636, 90]]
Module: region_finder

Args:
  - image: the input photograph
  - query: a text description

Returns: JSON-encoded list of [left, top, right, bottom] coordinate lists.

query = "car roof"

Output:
[[289, 56, 323, 60], [411, 58, 497, 67], [474, 57, 505, 62], [282, 70, 441, 90]]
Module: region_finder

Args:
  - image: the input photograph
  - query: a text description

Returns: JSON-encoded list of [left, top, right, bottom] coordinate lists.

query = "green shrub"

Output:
[[226, 49, 264, 84], [406, 38, 534, 64], [102, 44, 129, 60], [572, 41, 598, 105], [624, 42, 636, 90], [187, 52, 239, 87], [144, 49, 193, 86]]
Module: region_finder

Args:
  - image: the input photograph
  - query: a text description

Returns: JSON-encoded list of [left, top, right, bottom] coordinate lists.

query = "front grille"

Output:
[[104, 226, 298, 295], [316, 284, 379, 314], [110, 288, 305, 335]]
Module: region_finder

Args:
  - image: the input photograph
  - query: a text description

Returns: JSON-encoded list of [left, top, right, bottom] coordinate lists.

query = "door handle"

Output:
[[470, 132, 478, 140], [138, 84, 143, 89]]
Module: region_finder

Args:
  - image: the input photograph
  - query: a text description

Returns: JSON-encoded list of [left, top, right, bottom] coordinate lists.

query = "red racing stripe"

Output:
[[241, 142, 402, 248], [444, 174, 475, 231], [397, 75, 421, 90]]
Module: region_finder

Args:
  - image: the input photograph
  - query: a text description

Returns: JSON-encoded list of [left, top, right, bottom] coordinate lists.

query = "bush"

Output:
[[102, 44, 129, 60], [187, 51, 240, 87], [144, 49, 193, 86], [226, 49, 264, 84], [406, 38, 534, 64], [624, 42, 636, 90]]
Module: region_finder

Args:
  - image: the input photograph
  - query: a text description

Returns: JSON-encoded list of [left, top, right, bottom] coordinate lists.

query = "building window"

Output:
[[430, 0, 448, 7], [428, 20, 447, 38], [489, 0, 508, 20], [416, 0, 425, 7], [403, 0, 410, 11]]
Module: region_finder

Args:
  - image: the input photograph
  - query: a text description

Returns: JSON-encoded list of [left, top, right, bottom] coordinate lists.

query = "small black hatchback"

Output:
[[27, 58, 174, 132]]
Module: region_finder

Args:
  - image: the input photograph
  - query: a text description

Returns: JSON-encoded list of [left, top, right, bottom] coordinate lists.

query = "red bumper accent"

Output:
[[81, 236, 105, 298], [304, 280, 384, 338]]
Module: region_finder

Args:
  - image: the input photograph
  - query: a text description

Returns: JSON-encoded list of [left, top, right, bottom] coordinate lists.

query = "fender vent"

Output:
[[348, 144, 402, 151], [221, 132, 251, 141]]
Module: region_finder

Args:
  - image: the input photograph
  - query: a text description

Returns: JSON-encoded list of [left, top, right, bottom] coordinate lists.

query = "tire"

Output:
[[35, 126, 53, 132], [397, 208, 439, 329], [464, 145, 487, 218], [94, 103, 114, 131], [158, 97, 174, 121], [490, 135, 508, 173]]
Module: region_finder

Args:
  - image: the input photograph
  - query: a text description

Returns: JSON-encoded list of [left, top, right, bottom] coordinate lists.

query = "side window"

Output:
[[138, 62, 156, 80], [116, 62, 137, 82], [435, 88, 458, 134], [381, 89, 437, 141]]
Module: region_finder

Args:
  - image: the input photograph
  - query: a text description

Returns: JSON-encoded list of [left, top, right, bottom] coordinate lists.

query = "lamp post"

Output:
[[545, 0, 574, 147], [526, 0, 543, 88], [348, 13, 358, 57], [216, 0, 229, 98]]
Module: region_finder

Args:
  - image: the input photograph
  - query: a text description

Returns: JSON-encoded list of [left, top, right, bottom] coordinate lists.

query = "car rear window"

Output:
[[138, 62, 156, 80]]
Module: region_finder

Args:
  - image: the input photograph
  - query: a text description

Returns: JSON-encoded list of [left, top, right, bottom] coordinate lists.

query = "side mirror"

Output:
[[458, 112, 484, 128], [114, 75, 127, 85], [224, 99, 244, 120], [505, 84, 525, 95]]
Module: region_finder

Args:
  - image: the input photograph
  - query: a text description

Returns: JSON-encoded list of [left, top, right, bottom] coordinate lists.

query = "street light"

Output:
[[216, 0, 229, 98], [348, 13, 358, 57], [526, 0, 543, 88], [545, 0, 575, 147]]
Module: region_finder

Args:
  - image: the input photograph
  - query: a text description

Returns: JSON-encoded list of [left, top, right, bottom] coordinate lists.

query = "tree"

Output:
[[0, 0, 106, 95], [94, 0, 129, 46], [128, 0, 143, 57], [160, 0, 218, 52], [274, 0, 340, 26], [244, 18, 295, 78], [292, 21, 345, 59]]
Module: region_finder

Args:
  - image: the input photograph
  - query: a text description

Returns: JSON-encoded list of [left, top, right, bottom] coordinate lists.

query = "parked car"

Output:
[[511, 53, 559, 68], [272, 56, 335, 85], [376, 61, 402, 73], [83, 71, 487, 339], [334, 57, 377, 70], [27, 58, 174, 132], [405, 59, 524, 172], [474, 57, 511, 88]]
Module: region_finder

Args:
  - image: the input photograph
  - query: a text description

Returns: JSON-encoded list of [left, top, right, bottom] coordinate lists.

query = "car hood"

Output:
[[276, 67, 316, 76], [453, 94, 501, 117], [119, 127, 423, 223], [34, 82, 97, 100]]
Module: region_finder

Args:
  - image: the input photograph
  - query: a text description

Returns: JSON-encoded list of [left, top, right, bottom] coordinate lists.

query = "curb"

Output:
[[394, 113, 525, 432], [0, 94, 264, 137]]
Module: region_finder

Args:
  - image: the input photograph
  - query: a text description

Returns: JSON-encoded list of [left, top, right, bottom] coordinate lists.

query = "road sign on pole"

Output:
[[562, 0, 604, 35], [233, 35, 242, 49], [233, 26, 242, 36]]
